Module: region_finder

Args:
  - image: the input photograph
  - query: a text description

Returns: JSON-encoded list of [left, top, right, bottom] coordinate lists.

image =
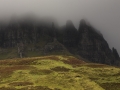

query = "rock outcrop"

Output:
[[77, 19, 115, 65], [0, 17, 119, 66], [63, 20, 78, 47], [44, 40, 69, 55], [112, 47, 119, 59]]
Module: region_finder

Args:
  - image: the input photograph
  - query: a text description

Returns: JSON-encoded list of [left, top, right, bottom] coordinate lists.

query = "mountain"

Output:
[[77, 19, 116, 65], [57, 19, 120, 66], [0, 17, 119, 66]]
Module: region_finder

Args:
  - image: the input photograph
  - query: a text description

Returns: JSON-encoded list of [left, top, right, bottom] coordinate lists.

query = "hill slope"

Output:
[[0, 55, 120, 90]]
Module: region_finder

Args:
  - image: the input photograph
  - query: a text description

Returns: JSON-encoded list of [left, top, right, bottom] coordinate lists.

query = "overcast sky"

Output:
[[0, 0, 120, 54]]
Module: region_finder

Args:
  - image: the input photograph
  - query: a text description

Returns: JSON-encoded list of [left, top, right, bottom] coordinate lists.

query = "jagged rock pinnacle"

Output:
[[0, 17, 119, 66]]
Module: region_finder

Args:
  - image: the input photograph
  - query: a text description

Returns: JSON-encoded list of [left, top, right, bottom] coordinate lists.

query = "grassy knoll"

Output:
[[0, 55, 120, 90]]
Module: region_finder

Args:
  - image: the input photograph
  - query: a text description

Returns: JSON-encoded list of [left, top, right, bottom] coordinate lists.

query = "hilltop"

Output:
[[0, 55, 120, 90]]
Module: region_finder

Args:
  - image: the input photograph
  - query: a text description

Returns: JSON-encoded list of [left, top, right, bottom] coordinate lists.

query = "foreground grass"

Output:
[[0, 55, 120, 90]]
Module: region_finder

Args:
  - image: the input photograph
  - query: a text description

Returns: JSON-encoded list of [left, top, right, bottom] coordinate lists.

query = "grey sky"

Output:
[[0, 0, 120, 54]]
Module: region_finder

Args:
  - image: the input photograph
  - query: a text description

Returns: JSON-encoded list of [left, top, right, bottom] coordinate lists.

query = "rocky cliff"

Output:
[[0, 17, 119, 66], [77, 19, 116, 65]]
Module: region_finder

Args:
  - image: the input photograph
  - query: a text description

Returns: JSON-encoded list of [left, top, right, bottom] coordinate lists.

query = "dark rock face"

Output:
[[77, 20, 115, 65], [112, 47, 119, 59], [0, 17, 119, 66], [57, 20, 78, 48], [0, 18, 55, 48], [56, 19, 119, 65], [44, 41, 65, 54]]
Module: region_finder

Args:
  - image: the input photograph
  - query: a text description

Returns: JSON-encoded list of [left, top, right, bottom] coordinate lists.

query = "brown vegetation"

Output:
[[62, 57, 85, 67], [9, 82, 33, 86], [85, 64, 110, 68], [0, 65, 32, 78], [30, 69, 52, 75], [0, 87, 16, 90], [31, 86, 52, 90], [51, 66, 70, 72], [47, 56, 60, 61], [100, 83, 120, 90]]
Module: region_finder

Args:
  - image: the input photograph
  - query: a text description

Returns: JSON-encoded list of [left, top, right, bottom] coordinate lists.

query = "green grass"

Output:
[[0, 40, 71, 60], [0, 48, 18, 59], [0, 55, 120, 90]]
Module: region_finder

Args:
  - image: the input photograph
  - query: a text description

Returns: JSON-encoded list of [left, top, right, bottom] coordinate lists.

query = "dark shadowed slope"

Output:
[[0, 17, 119, 66]]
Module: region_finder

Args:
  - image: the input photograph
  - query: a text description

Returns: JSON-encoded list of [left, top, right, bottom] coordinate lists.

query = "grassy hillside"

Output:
[[0, 55, 120, 90], [0, 40, 72, 60]]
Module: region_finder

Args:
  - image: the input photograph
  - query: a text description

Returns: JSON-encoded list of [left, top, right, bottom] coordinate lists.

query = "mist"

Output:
[[0, 0, 120, 54]]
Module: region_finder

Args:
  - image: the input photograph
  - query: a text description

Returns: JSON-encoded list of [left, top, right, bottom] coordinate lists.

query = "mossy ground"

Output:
[[0, 55, 120, 90]]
